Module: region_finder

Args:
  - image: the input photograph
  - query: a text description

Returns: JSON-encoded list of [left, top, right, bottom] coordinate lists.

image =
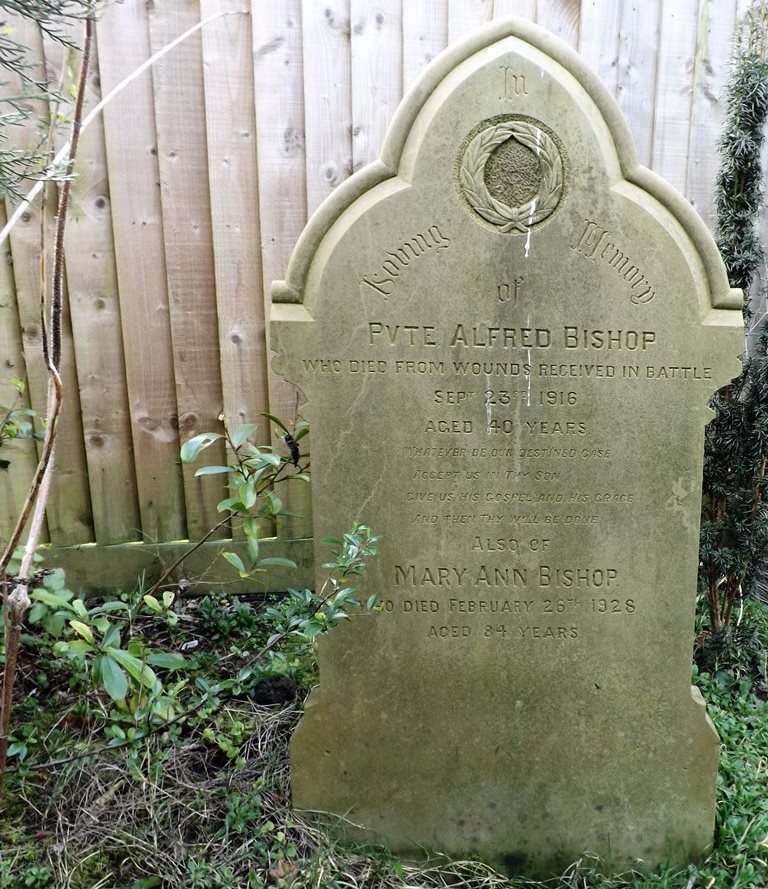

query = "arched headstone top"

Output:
[[273, 16, 741, 315]]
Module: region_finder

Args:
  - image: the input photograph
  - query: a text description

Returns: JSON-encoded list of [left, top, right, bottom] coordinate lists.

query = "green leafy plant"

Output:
[[177, 527, 382, 712], [25, 567, 74, 636], [0, 379, 39, 470], [257, 525, 381, 682], [197, 595, 263, 644], [700, 5, 768, 642], [0, 524, 389, 887], [14, 569, 188, 728], [5, 525, 380, 777], [180, 416, 308, 573], [147, 416, 309, 595], [141, 589, 179, 628]]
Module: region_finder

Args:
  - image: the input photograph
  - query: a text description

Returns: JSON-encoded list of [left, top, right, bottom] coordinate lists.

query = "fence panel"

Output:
[[0, 0, 748, 588]]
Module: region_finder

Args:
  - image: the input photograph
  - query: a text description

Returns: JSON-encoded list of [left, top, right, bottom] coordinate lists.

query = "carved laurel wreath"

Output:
[[459, 121, 564, 234]]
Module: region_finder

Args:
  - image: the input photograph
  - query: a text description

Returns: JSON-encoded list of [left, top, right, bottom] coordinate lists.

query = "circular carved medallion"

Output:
[[457, 117, 566, 234]]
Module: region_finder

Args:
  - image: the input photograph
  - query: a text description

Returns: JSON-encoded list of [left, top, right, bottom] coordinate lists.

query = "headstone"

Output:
[[271, 18, 743, 876]]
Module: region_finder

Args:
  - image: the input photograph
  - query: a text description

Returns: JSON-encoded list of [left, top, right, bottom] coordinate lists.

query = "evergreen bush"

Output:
[[700, 5, 768, 637], [0, 0, 97, 201]]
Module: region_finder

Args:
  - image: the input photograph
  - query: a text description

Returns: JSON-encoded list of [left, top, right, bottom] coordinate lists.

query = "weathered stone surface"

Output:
[[271, 19, 743, 877]]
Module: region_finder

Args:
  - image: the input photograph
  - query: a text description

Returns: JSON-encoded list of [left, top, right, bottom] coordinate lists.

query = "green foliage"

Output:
[[3, 570, 188, 756], [0, 379, 40, 470], [201, 710, 255, 765], [695, 617, 768, 694], [714, 19, 768, 298], [1, 523, 385, 888], [0, 855, 52, 889], [700, 5, 768, 637], [0, 1, 101, 202], [46, 590, 184, 706], [197, 594, 263, 644], [4, 525, 379, 769], [180, 417, 309, 580], [694, 670, 768, 888]]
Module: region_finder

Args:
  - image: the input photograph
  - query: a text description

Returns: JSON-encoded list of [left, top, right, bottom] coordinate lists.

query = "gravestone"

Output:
[[271, 18, 743, 876]]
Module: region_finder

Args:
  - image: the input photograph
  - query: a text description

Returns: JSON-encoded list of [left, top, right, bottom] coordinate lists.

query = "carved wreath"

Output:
[[459, 121, 563, 234]]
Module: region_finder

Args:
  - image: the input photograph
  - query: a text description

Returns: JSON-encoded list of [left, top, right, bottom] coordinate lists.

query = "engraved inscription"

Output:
[[393, 563, 619, 588], [363, 323, 656, 351], [295, 358, 714, 379], [360, 224, 450, 297], [500, 66, 528, 98], [571, 217, 656, 304], [497, 277, 525, 303]]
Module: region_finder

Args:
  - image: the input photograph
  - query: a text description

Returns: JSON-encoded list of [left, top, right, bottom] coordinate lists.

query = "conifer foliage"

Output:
[[700, 6, 768, 634], [0, 0, 97, 200]]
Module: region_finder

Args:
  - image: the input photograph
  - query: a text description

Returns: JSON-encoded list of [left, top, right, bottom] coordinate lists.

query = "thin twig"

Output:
[[0, 14, 93, 798]]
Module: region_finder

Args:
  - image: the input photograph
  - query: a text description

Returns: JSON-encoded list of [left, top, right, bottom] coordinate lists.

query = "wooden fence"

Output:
[[0, 0, 756, 590]]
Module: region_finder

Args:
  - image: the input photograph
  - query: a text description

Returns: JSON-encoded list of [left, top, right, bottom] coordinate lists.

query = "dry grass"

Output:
[[8, 699, 631, 889]]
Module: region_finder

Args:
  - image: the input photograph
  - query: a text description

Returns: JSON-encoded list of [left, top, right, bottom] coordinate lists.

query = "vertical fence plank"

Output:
[[4, 15, 92, 545], [652, 0, 701, 193], [578, 0, 623, 95], [42, 28, 141, 544], [402, 0, 448, 91], [302, 0, 352, 216], [147, 0, 228, 542], [252, 0, 312, 539], [96, 1, 186, 544], [350, 0, 403, 171], [0, 205, 42, 544], [200, 0, 272, 539], [609, 0, 663, 168], [448, 0, 493, 42], [685, 0, 739, 231], [536, 0, 580, 48], [492, 0, 537, 19], [252, 0, 307, 291]]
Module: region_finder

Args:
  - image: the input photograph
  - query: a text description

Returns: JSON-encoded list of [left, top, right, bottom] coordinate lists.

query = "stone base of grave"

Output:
[[291, 618, 719, 876]]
